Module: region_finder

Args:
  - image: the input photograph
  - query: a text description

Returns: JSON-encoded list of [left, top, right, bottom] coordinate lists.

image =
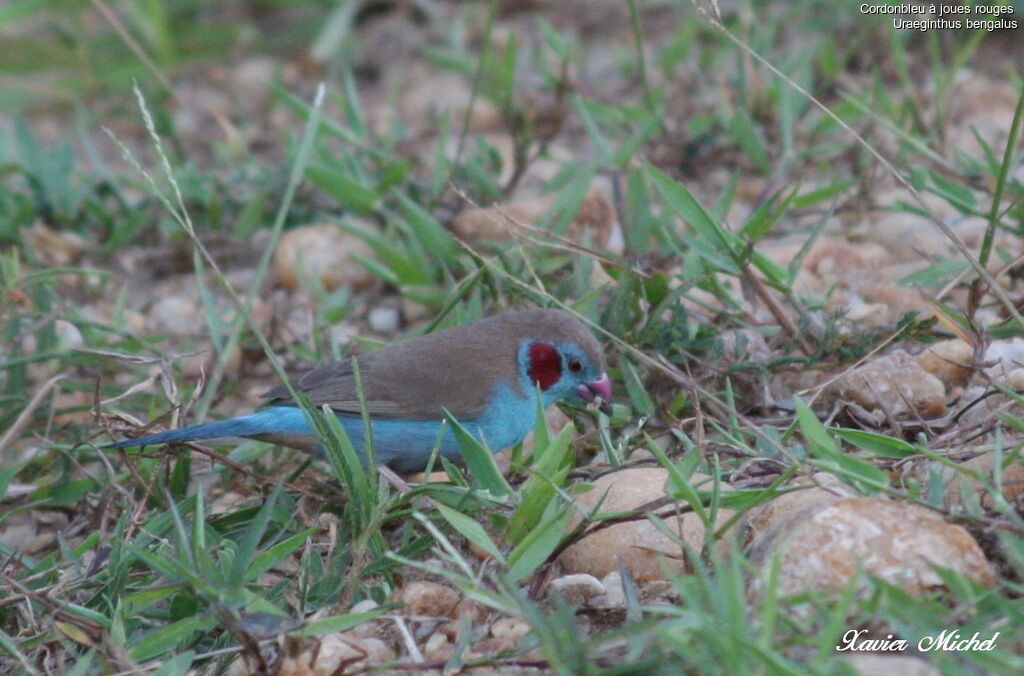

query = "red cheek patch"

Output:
[[528, 342, 562, 391]]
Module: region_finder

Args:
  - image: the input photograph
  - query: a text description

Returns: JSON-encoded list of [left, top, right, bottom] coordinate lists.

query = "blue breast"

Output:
[[249, 381, 539, 472]]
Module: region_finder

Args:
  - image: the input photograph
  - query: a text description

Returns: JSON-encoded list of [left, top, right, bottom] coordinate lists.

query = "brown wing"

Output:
[[262, 355, 409, 416], [262, 319, 522, 419], [261, 309, 604, 420]]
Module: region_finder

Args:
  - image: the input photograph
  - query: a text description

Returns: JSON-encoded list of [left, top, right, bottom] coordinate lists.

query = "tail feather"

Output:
[[101, 408, 311, 450]]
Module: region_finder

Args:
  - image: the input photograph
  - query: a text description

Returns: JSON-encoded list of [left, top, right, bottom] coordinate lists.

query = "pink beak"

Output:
[[577, 372, 612, 403]]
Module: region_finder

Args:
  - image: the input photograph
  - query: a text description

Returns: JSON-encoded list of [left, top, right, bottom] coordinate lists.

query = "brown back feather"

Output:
[[262, 309, 604, 420]]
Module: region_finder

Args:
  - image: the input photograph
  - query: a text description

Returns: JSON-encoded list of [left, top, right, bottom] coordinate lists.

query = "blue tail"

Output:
[[101, 404, 518, 472], [102, 408, 314, 450]]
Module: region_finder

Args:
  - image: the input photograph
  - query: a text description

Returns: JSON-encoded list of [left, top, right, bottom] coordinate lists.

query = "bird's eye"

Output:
[[568, 358, 583, 373]]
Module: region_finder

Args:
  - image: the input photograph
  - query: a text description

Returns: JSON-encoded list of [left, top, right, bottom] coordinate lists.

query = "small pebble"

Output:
[[547, 573, 605, 605], [490, 616, 531, 644], [393, 580, 461, 618], [368, 306, 401, 334], [600, 572, 626, 608], [424, 631, 449, 658]]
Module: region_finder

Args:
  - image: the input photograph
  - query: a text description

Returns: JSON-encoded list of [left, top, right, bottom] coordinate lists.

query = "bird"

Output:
[[103, 308, 611, 472]]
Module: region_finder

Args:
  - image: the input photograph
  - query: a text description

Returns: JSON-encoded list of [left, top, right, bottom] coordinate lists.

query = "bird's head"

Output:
[[512, 309, 612, 408]]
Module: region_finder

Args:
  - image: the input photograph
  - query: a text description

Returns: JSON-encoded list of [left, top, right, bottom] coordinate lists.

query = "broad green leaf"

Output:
[[340, 221, 430, 285], [436, 502, 506, 563], [506, 425, 574, 544], [29, 478, 99, 506], [0, 0, 49, 25], [742, 186, 798, 241], [418, 45, 475, 75], [898, 260, 969, 287], [232, 193, 266, 238], [621, 357, 654, 417], [928, 169, 978, 213], [299, 609, 389, 637], [229, 480, 284, 587], [348, 252, 400, 286], [538, 17, 570, 59], [507, 506, 573, 582], [684, 236, 741, 275], [129, 616, 215, 662], [122, 586, 179, 614], [446, 412, 511, 498], [129, 547, 202, 589], [0, 463, 18, 501], [624, 166, 654, 252], [247, 528, 316, 580], [306, 165, 380, 213], [647, 163, 734, 252], [833, 428, 919, 458], [648, 433, 708, 525], [791, 180, 855, 209], [611, 109, 661, 167], [794, 397, 889, 491], [54, 602, 109, 629], [55, 622, 93, 646], [309, 400, 373, 513], [543, 164, 595, 235], [394, 191, 459, 264], [749, 249, 790, 287], [730, 109, 770, 173], [150, 651, 196, 676]]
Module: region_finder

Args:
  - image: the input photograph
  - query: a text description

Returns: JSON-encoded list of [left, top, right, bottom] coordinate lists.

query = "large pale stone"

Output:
[[453, 189, 621, 254], [748, 497, 993, 598], [825, 350, 947, 418], [559, 468, 735, 581], [916, 339, 973, 390], [274, 223, 377, 292], [392, 580, 461, 618], [746, 474, 854, 537]]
